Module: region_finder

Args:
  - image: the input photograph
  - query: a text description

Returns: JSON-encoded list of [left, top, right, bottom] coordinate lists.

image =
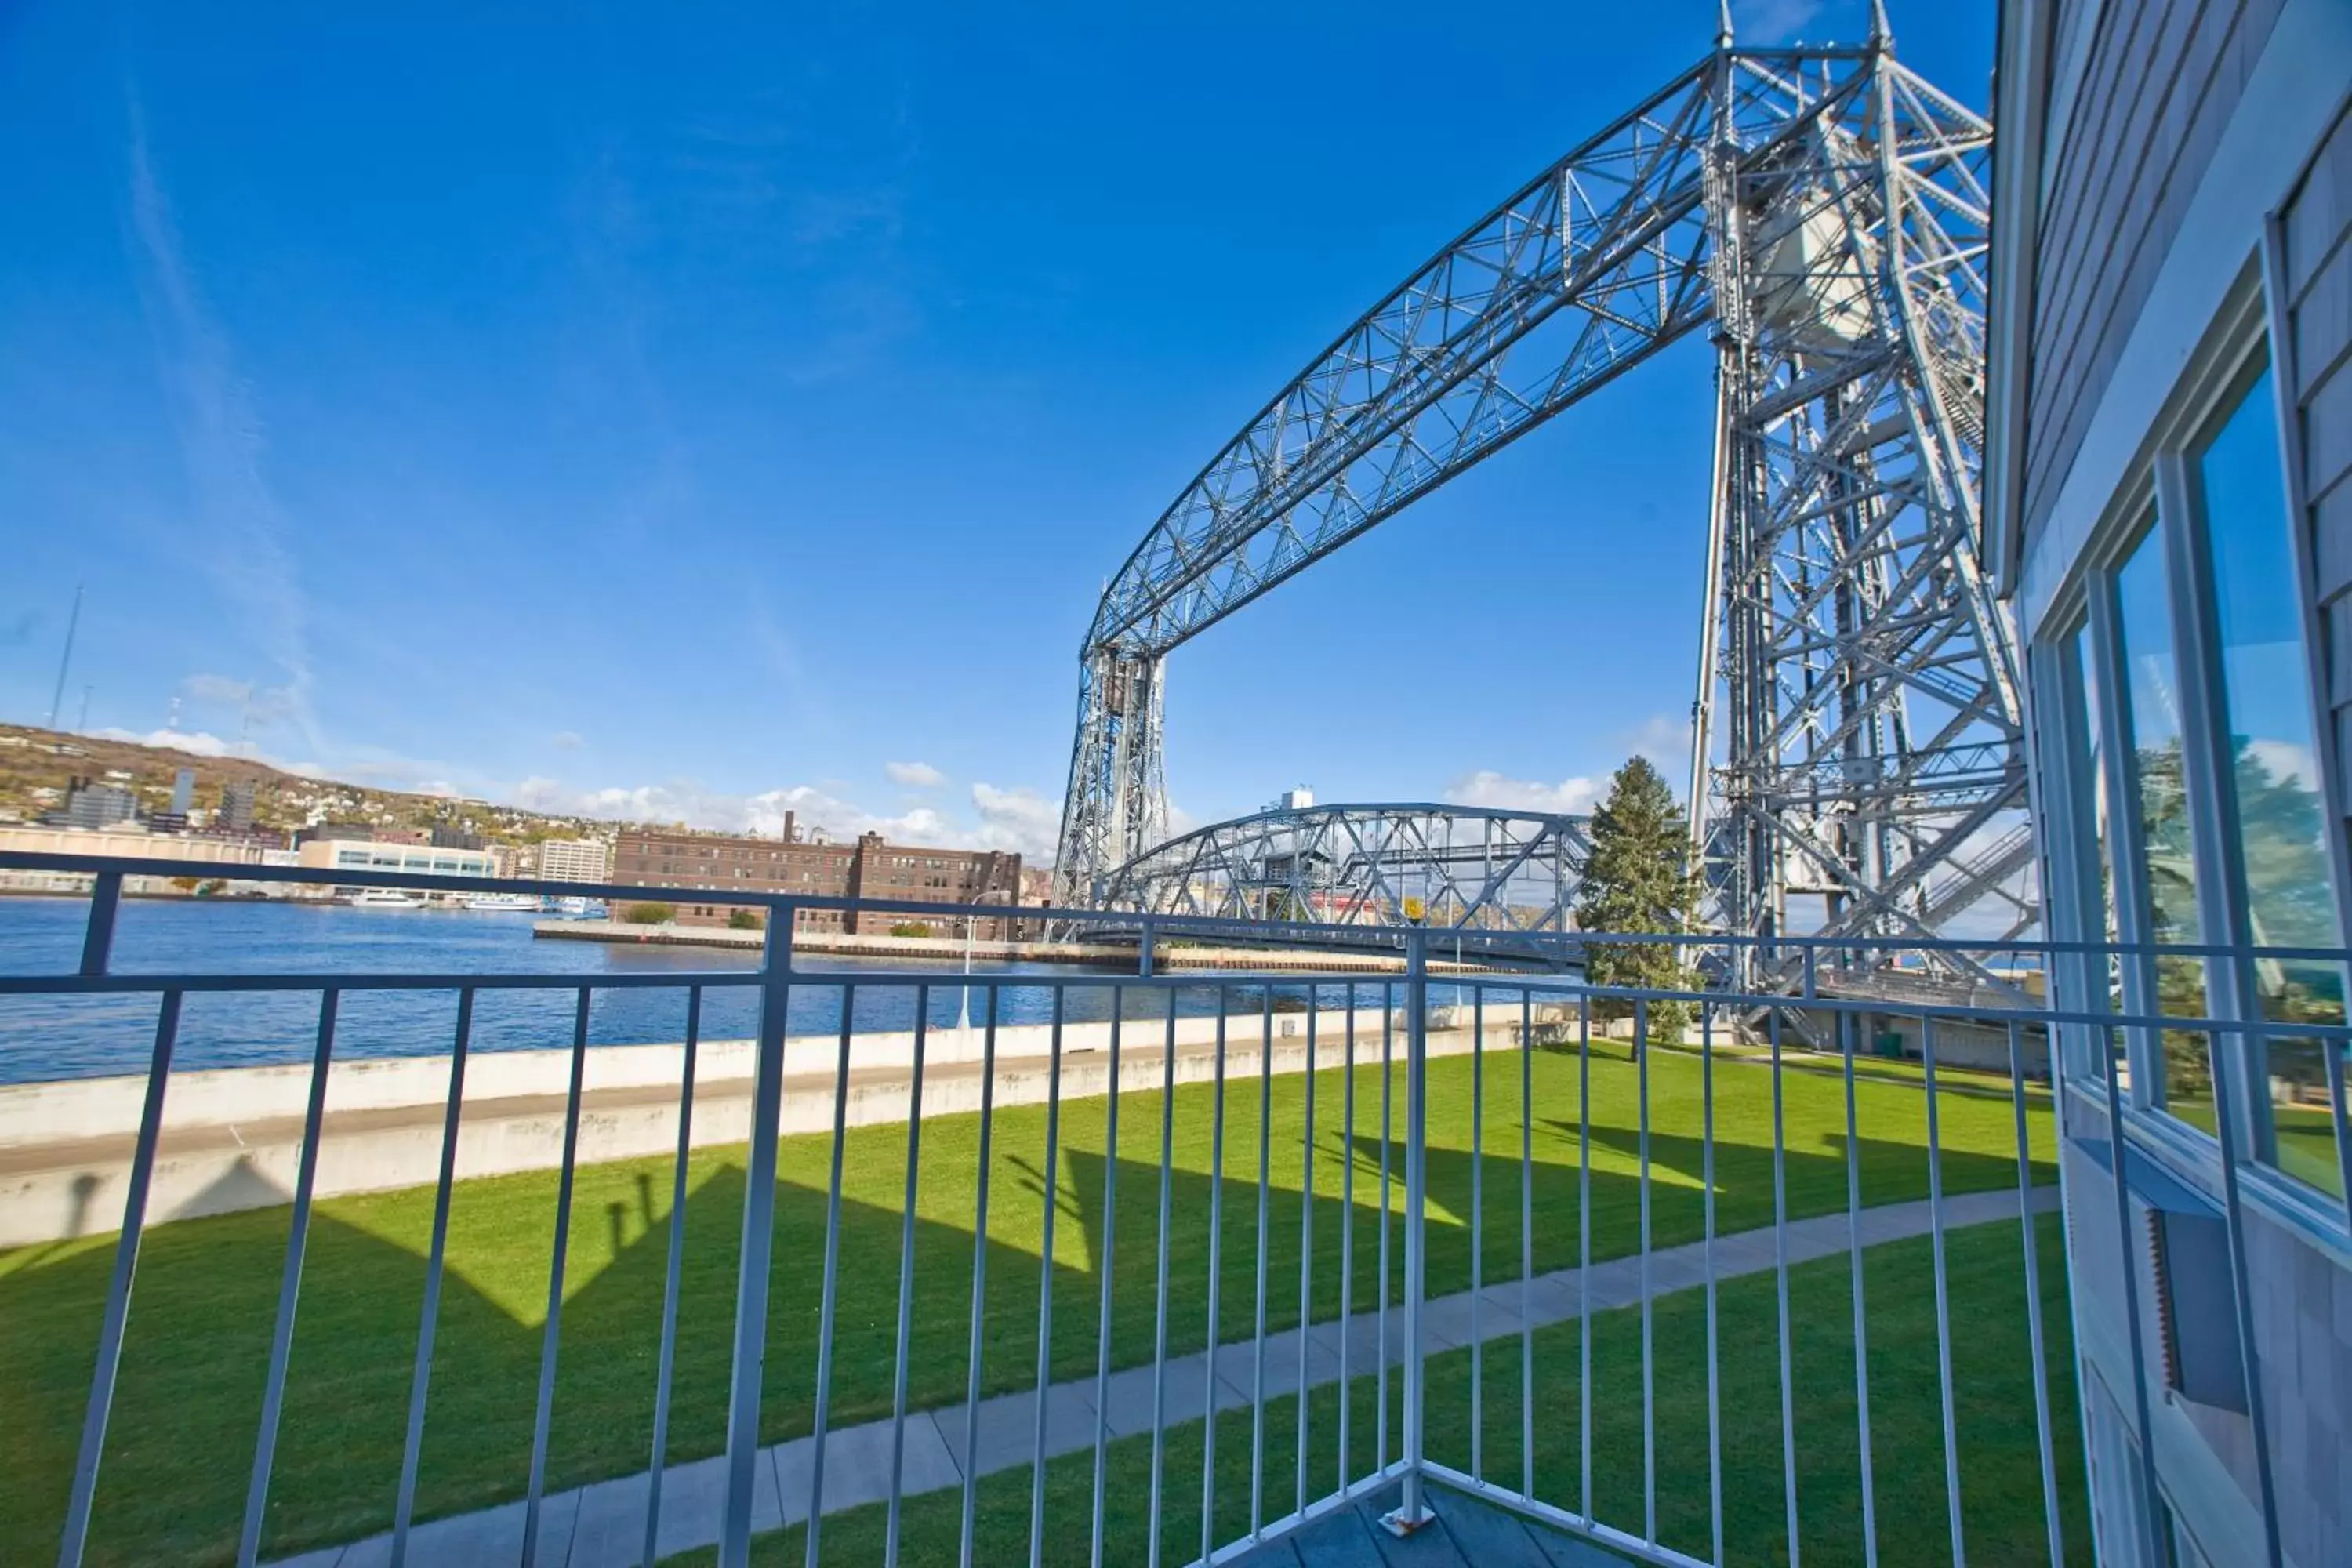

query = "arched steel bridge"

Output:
[[1095, 804, 1591, 950], [1053, 12, 2032, 989]]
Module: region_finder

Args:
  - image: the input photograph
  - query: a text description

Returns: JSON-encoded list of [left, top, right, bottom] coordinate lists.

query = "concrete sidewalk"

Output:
[[270, 1185, 2060, 1568]]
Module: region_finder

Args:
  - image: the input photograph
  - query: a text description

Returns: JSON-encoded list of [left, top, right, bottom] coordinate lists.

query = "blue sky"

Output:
[[0, 1, 1992, 858]]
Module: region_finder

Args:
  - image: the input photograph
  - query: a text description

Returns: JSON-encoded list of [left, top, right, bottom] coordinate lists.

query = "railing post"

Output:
[[1383, 929, 1432, 1535], [80, 870, 122, 977], [1138, 919, 1155, 978], [719, 906, 795, 1567]]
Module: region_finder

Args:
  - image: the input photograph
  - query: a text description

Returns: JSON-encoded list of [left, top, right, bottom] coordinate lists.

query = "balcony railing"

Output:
[[2, 849, 2341, 1566]]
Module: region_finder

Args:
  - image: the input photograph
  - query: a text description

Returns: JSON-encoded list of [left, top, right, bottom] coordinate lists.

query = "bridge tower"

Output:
[[1054, 16, 2031, 980]]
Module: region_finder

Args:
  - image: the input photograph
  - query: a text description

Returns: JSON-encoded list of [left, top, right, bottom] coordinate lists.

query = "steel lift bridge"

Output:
[[1095, 803, 1593, 958], [1053, 13, 2034, 989]]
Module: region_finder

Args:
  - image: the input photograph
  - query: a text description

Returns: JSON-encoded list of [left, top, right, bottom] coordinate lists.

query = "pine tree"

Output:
[[1573, 756, 1699, 1045]]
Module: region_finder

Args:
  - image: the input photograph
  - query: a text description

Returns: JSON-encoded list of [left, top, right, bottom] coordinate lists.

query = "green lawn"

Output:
[[0, 1040, 2058, 1565], [664, 1216, 2089, 1568]]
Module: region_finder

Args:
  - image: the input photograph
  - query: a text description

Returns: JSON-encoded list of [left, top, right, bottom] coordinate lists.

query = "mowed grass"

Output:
[[664, 1216, 2089, 1568], [0, 1035, 2058, 1565]]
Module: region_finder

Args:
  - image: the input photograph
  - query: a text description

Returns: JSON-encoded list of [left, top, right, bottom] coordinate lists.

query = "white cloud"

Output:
[[511, 775, 962, 846], [181, 673, 252, 705], [96, 726, 240, 758], [2245, 739, 2319, 789], [886, 760, 946, 789], [970, 782, 1062, 859], [550, 731, 584, 751], [1444, 771, 1602, 816], [1732, 0, 1826, 44], [129, 108, 320, 751], [1624, 713, 1694, 782]]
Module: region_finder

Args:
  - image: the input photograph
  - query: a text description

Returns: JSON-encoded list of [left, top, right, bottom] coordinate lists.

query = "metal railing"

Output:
[[3, 849, 2343, 1566]]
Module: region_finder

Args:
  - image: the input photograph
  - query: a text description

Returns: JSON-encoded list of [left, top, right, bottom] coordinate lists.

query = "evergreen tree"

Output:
[[1573, 756, 1699, 1044]]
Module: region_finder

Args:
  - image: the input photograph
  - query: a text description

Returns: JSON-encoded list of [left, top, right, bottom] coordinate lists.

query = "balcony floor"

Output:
[[1230, 1480, 1632, 1567]]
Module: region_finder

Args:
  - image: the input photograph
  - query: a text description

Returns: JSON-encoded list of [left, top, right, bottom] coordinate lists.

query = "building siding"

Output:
[[2286, 106, 2352, 810], [2020, 0, 2288, 554]]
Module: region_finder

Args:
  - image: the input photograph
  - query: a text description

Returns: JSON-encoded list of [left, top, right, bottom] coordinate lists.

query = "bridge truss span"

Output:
[[1095, 804, 1592, 949], [1057, 18, 2032, 986]]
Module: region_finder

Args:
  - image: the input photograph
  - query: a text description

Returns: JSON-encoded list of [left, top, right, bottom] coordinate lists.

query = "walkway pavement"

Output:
[[272, 1185, 2059, 1568]]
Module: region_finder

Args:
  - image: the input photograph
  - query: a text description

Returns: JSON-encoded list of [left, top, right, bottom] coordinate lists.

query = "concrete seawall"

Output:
[[0, 1010, 1526, 1249], [534, 920, 1501, 972]]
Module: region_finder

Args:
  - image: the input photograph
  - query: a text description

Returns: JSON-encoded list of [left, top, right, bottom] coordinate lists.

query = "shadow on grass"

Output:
[[658, 1217, 2089, 1568], [1, 1046, 2054, 1566]]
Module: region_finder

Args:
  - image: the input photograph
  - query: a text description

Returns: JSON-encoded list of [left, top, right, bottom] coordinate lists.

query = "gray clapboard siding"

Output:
[[2285, 107, 2352, 793], [2020, 0, 2288, 554]]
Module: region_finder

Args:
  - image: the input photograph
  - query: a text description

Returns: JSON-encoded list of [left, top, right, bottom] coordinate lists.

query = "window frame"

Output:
[[2037, 256, 2352, 1232]]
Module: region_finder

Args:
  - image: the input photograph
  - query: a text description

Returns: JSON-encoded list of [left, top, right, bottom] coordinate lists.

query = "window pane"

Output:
[[2072, 622, 2125, 1077], [2114, 523, 2213, 1124], [2198, 365, 2347, 1199]]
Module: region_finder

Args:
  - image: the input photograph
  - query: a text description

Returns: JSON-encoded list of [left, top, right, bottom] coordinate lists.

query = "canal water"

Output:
[[0, 897, 1452, 1083]]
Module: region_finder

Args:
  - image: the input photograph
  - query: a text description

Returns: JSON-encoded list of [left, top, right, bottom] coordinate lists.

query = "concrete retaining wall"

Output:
[[0, 1011, 1504, 1248]]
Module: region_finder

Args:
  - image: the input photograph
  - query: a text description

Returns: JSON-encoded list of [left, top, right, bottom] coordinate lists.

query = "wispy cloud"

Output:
[[969, 783, 1060, 858], [550, 731, 585, 751], [1443, 771, 1602, 816], [126, 98, 320, 753], [1624, 713, 1694, 782], [503, 774, 1065, 861], [886, 760, 946, 788], [1732, 0, 1828, 45]]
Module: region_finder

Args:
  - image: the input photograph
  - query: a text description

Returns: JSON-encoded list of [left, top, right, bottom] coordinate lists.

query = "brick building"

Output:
[[608, 814, 1023, 936]]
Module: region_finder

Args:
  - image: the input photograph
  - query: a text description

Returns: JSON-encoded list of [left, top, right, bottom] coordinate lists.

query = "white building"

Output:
[[295, 838, 500, 884], [534, 837, 611, 884]]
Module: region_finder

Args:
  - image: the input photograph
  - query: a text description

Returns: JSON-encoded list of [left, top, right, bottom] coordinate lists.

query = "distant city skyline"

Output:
[[0, 1, 1993, 861]]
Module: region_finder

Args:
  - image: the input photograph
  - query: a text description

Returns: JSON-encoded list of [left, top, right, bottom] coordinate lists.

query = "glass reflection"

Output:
[[2198, 365, 2347, 1198], [2114, 521, 2214, 1125]]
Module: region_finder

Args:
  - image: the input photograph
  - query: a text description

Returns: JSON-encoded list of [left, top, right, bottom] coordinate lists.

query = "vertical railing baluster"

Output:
[[1250, 990, 1272, 1540], [1841, 1011, 1879, 1568], [78, 870, 122, 978], [522, 988, 593, 1566], [1519, 987, 1534, 1504], [804, 988, 858, 1565], [1294, 992, 1316, 1520], [1637, 996, 1655, 1548], [1090, 989, 1124, 1568], [957, 989, 1001, 1568], [1773, 1006, 1799, 1568], [236, 989, 341, 1567], [1148, 989, 1178, 1568], [1200, 987, 1230, 1566], [394, 989, 474, 1568], [56, 989, 180, 1568], [2202, 1022, 2286, 1568], [1029, 988, 1067, 1568], [884, 991, 929, 1566], [2093, 999, 2169, 1558], [1377, 982, 1393, 1478], [2006, 1020, 2063, 1568], [1470, 985, 1484, 1483], [1339, 989, 1356, 1497], [1702, 996, 1722, 1566], [2325, 1026, 2352, 1235], [643, 986, 703, 1568], [1922, 1017, 1966, 1567], [1385, 931, 1430, 1533], [1578, 991, 1592, 1527], [723, 916, 797, 1568]]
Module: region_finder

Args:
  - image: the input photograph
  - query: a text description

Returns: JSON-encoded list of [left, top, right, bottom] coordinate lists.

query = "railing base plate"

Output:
[[1378, 1504, 1433, 1537]]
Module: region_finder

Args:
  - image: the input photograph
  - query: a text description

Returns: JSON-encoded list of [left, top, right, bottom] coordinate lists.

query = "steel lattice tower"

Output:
[[1054, 13, 2033, 980]]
